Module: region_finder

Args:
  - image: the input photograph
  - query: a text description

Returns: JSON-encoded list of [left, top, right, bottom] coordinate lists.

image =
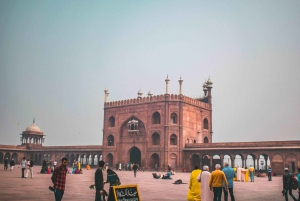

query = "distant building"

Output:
[[0, 76, 299, 174]]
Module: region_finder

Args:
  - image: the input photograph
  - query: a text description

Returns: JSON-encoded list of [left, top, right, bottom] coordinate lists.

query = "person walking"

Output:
[[51, 157, 68, 201], [10, 158, 15, 171], [186, 165, 202, 201], [222, 162, 235, 201], [197, 166, 213, 201], [267, 165, 272, 181], [105, 168, 121, 201], [249, 165, 255, 182], [209, 164, 229, 201], [95, 160, 105, 201], [282, 167, 297, 201], [25, 158, 34, 178], [20, 157, 27, 178], [133, 163, 138, 177], [4, 158, 8, 170]]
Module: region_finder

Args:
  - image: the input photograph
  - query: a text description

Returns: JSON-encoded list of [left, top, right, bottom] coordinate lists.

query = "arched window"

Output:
[[194, 139, 196, 143], [151, 133, 160, 145], [203, 118, 208, 129], [170, 113, 177, 124], [107, 135, 114, 146], [152, 112, 161, 124], [170, 134, 177, 145], [204, 137, 208, 143], [108, 116, 115, 127]]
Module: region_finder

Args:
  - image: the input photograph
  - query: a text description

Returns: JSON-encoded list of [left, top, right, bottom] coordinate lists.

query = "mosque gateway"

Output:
[[0, 77, 299, 174]]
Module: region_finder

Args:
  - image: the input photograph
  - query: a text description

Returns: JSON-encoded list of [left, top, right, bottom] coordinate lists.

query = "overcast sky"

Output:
[[1, 1, 299, 146]]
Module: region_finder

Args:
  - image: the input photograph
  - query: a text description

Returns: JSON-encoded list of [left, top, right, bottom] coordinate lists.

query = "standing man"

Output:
[[222, 162, 235, 201], [209, 164, 228, 201], [25, 158, 34, 178], [10, 158, 15, 171], [4, 158, 8, 170], [20, 157, 27, 178], [51, 157, 68, 201], [267, 165, 272, 181], [95, 160, 105, 201], [198, 165, 213, 201], [133, 163, 138, 177], [282, 167, 297, 201], [236, 166, 241, 182], [249, 165, 255, 182]]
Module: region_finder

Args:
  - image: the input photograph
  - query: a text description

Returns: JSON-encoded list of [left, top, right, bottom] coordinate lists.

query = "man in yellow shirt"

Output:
[[209, 164, 229, 201], [249, 165, 255, 182]]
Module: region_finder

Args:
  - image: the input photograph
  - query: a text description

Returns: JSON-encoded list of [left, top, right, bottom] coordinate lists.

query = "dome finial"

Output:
[[33, 118, 35, 124]]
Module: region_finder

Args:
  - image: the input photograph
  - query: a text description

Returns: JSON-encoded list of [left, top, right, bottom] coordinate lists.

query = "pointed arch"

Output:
[[108, 116, 115, 127], [170, 113, 177, 124], [152, 112, 161, 124], [203, 118, 208, 129], [170, 134, 177, 145]]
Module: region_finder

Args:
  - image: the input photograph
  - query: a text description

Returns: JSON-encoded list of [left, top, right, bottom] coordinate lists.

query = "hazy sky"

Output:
[[1, 1, 299, 146]]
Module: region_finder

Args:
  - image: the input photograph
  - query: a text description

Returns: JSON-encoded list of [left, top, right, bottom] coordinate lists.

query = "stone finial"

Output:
[[104, 88, 109, 103], [178, 76, 183, 95], [137, 89, 143, 98], [165, 75, 170, 94], [147, 89, 153, 97], [206, 77, 213, 88]]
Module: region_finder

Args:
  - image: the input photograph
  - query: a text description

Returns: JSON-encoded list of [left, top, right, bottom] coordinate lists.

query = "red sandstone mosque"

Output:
[[0, 77, 299, 174]]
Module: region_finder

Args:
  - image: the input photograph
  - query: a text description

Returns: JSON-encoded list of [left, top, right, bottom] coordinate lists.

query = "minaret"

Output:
[[203, 80, 208, 96], [165, 75, 170, 94], [104, 88, 109, 103], [206, 77, 213, 104], [178, 76, 183, 95]]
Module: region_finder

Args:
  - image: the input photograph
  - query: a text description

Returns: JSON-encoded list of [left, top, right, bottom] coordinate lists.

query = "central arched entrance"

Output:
[[129, 146, 141, 166]]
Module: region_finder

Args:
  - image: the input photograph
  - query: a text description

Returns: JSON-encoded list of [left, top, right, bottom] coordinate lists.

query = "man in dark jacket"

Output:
[[282, 167, 297, 201], [10, 159, 15, 171], [4, 158, 8, 170], [133, 163, 138, 177], [95, 160, 105, 201]]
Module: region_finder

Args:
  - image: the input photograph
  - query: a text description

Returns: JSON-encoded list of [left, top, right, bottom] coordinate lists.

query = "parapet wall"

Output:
[[185, 140, 300, 148], [104, 94, 211, 109]]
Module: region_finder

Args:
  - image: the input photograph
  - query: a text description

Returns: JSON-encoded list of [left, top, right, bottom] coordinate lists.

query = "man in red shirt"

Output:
[[51, 157, 68, 201]]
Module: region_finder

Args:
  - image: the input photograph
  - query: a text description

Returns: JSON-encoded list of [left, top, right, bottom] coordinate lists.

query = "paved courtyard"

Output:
[[0, 165, 298, 201]]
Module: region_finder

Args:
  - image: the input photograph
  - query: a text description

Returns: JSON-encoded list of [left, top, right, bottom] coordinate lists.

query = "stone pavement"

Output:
[[0, 165, 298, 201]]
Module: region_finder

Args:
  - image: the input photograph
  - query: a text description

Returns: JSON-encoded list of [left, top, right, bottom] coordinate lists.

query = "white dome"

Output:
[[26, 123, 41, 132]]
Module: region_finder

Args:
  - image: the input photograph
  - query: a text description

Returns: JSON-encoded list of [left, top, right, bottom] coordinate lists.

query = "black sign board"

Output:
[[113, 184, 141, 201]]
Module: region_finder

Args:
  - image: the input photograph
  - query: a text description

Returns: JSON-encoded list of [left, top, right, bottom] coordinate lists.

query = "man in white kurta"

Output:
[[236, 166, 242, 181], [197, 166, 213, 201], [241, 167, 245, 181]]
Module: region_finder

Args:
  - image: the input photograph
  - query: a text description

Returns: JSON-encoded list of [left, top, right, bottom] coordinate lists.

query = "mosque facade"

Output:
[[0, 76, 299, 174]]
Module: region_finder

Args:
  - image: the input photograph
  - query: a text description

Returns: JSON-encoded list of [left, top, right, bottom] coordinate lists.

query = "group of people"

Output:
[[186, 163, 233, 201], [71, 160, 84, 174], [20, 157, 34, 178], [3, 157, 15, 171], [40, 159, 57, 174], [115, 162, 140, 172], [187, 163, 300, 201], [234, 165, 255, 182]]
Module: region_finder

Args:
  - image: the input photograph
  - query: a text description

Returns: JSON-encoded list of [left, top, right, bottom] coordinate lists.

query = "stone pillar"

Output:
[[178, 76, 183, 95], [165, 75, 170, 94], [104, 88, 109, 103]]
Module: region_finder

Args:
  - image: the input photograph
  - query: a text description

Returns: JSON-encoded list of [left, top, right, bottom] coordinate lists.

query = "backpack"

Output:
[[291, 175, 298, 190]]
